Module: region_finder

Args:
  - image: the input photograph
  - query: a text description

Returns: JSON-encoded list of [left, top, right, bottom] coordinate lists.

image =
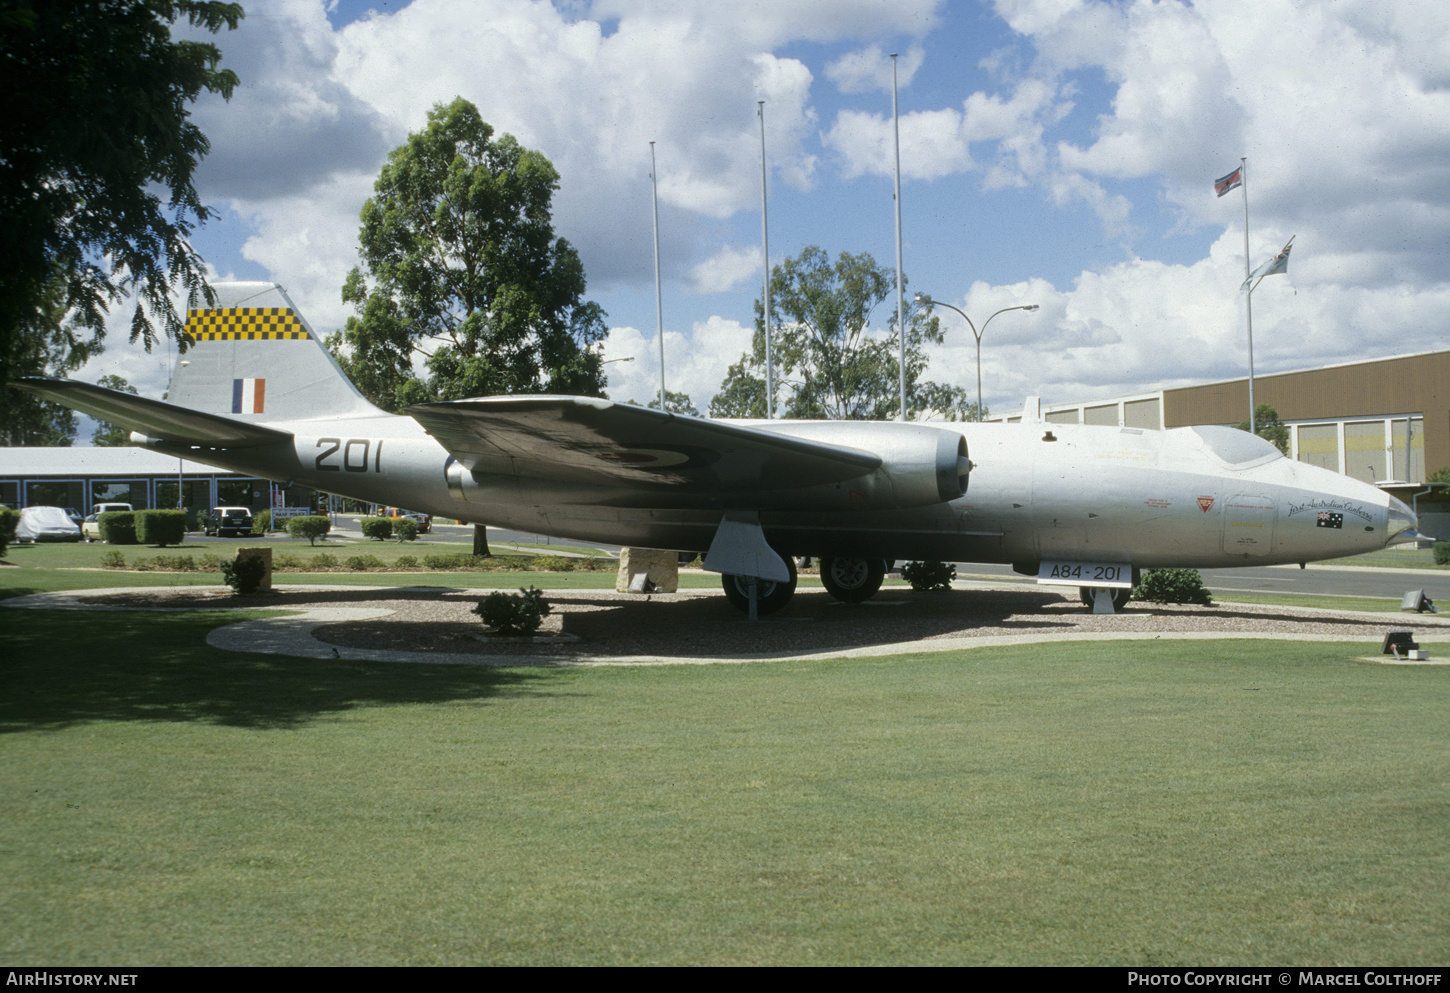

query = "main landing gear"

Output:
[[721, 555, 893, 615], [720, 556, 798, 616]]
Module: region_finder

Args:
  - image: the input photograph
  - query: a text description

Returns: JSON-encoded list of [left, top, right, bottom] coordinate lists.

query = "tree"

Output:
[[327, 97, 607, 411], [0, 271, 92, 446], [647, 391, 701, 417], [1236, 403, 1290, 456], [90, 375, 141, 446], [0, 1, 242, 386], [709, 246, 978, 421]]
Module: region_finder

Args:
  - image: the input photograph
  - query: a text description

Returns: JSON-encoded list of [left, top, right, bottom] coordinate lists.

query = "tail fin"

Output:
[[168, 282, 382, 422]]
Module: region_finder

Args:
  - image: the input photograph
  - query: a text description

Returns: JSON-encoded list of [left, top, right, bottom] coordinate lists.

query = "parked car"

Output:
[[203, 506, 254, 537], [62, 507, 84, 525], [92, 501, 133, 515], [383, 507, 431, 534], [16, 506, 82, 542], [81, 514, 104, 542]]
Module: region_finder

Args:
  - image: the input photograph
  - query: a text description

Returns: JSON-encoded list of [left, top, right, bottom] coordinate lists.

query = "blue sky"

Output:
[[83, 0, 1450, 422]]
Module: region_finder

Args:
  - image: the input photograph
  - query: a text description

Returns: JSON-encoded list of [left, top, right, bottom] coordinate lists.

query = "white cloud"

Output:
[[691, 246, 762, 294], [602, 315, 754, 411], [825, 43, 924, 95]]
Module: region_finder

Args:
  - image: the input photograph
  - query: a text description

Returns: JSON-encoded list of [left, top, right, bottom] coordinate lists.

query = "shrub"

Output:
[[344, 554, 385, 571], [901, 560, 956, 591], [473, 587, 551, 636], [220, 557, 267, 594], [271, 553, 305, 571], [287, 515, 332, 546], [198, 552, 223, 570], [135, 509, 186, 547], [1132, 568, 1212, 605], [311, 553, 339, 570], [251, 509, 272, 534], [1434, 542, 1450, 566], [395, 555, 419, 569], [0, 507, 17, 559], [529, 555, 573, 572], [392, 518, 419, 542], [360, 517, 393, 541], [98, 511, 137, 545], [99, 550, 126, 569], [137, 555, 197, 572], [424, 552, 481, 570]]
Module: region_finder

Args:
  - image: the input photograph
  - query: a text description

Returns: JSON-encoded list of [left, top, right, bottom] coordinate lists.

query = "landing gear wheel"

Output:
[[819, 556, 887, 603], [721, 557, 798, 615], [1079, 586, 1132, 611]]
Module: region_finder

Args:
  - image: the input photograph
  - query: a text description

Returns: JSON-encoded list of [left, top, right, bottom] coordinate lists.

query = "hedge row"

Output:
[[95, 552, 613, 573]]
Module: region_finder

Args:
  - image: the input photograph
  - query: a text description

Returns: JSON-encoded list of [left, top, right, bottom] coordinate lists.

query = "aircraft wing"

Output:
[[13, 377, 292, 448], [405, 395, 882, 493]]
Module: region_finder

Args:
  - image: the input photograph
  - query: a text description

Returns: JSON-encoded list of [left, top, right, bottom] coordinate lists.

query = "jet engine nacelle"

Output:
[[759, 421, 971, 510]]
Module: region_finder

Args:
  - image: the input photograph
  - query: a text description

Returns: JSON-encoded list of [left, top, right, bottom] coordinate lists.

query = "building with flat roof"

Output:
[[992, 348, 1449, 487]]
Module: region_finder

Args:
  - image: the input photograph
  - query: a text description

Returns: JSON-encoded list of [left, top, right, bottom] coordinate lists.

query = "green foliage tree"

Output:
[[1236, 403, 1290, 456], [0, 507, 18, 559], [326, 97, 606, 411], [646, 390, 701, 417], [0, 1, 242, 387], [1427, 466, 1450, 484], [91, 375, 141, 446], [392, 518, 419, 542], [709, 246, 979, 421], [0, 271, 91, 446]]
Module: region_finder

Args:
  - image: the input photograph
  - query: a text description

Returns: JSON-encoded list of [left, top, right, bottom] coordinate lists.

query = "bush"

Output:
[[901, 560, 956, 591], [424, 552, 481, 570], [136, 555, 197, 572], [220, 556, 267, 594], [1435, 542, 1450, 566], [392, 518, 419, 542], [98, 511, 137, 545], [529, 555, 573, 572], [198, 552, 223, 570], [360, 517, 393, 541], [287, 515, 332, 546], [99, 550, 126, 569], [135, 509, 187, 547], [473, 587, 551, 636], [1132, 568, 1212, 605], [0, 507, 17, 559], [311, 553, 339, 570], [344, 554, 385, 571], [251, 509, 271, 534], [395, 555, 419, 569]]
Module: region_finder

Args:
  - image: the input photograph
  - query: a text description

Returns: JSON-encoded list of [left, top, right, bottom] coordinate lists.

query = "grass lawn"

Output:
[[1, 585, 1447, 965]]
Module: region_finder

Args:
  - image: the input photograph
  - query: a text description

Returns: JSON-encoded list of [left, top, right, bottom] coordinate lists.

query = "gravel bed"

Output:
[[75, 584, 1450, 660]]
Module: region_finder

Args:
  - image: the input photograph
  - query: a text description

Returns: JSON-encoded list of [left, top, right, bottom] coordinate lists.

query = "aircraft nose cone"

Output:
[[1385, 495, 1419, 545]]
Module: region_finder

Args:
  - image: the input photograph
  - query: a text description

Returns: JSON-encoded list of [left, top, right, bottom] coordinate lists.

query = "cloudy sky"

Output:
[[84, 0, 1450, 424]]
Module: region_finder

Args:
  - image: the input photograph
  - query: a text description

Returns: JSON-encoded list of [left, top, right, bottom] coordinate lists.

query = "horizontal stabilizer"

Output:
[[407, 395, 882, 493], [13, 378, 292, 448]]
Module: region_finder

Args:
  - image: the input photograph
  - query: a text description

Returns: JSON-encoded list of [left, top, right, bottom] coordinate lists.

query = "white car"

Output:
[[16, 506, 82, 542]]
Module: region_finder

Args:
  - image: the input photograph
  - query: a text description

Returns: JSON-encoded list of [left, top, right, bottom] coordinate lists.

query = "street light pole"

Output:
[[914, 295, 1039, 422]]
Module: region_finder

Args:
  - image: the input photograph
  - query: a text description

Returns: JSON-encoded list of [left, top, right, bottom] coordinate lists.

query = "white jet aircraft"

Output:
[[15, 282, 1422, 614]]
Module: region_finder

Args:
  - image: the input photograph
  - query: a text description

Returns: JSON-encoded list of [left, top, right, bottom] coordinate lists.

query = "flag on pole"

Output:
[[1241, 237, 1294, 292], [1214, 166, 1243, 197]]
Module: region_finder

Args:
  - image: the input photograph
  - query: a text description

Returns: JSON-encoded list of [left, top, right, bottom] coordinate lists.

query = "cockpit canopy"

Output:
[[1181, 425, 1285, 469]]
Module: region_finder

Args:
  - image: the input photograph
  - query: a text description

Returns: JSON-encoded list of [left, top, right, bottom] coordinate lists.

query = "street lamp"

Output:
[[914, 294, 1038, 422]]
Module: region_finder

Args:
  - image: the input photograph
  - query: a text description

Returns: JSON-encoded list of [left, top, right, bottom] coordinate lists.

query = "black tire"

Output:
[[721, 557, 798, 615], [819, 556, 887, 603], [1080, 586, 1131, 610]]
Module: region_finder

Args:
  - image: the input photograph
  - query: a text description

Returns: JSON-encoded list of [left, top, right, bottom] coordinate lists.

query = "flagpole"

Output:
[[650, 142, 665, 411], [891, 53, 906, 422], [1240, 156, 1255, 434], [758, 101, 773, 419]]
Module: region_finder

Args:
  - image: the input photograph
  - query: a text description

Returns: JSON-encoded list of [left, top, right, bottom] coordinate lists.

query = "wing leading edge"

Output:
[[405, 396, 883, 494], [14, 378, 292, 448]]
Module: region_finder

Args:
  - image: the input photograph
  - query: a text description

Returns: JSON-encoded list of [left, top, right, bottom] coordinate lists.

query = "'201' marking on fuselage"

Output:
[[316, 438, 382, 473]]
